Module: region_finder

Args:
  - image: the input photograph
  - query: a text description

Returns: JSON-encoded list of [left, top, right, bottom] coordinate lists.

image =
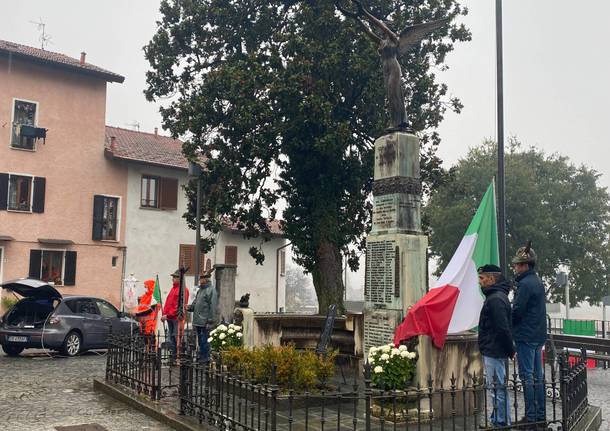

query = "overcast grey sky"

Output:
[[3, 0, 609, 188]]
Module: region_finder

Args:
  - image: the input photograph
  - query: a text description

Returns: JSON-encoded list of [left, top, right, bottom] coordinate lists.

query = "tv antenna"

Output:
[[29, 18, 52, 50], [126, 121, 141, 131]]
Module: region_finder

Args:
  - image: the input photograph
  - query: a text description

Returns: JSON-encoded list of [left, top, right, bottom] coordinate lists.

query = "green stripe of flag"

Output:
[[465, 181, 500, 268], [153, 274, 162, 305]]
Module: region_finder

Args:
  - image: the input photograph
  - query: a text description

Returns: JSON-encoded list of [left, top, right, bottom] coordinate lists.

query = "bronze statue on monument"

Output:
[[335, 0, 449, 132]]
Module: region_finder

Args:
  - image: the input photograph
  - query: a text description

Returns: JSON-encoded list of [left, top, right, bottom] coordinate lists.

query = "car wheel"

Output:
[[2, 344, 25, 357], [62, 331, 82, 357]]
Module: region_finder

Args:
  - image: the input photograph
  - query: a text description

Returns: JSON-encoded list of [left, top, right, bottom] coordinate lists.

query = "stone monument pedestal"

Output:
[[364, 132, 429, 363], [417, 332, 483, 416]]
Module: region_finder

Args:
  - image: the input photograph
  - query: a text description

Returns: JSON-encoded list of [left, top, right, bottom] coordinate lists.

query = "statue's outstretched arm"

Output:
[[398, 17, 450, 55], [335, 1, 382, 44], [352, 0, 399, 44]]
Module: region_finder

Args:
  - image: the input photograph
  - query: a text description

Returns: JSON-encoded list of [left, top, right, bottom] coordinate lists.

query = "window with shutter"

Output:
[[41, 250, 65, 285], [141, 176, 159, 208], [92, 195, 120, 241], [159, 177, 178, 210], [225, 246, 238, 265], [11, 99, 38, 150], [101, 197, 119, 240], [8, 174, 33, 211]]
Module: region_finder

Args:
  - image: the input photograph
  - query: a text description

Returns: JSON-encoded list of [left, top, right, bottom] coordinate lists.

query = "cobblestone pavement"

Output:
[[2, 349, 609, 431], [0, 349, 172, 431]]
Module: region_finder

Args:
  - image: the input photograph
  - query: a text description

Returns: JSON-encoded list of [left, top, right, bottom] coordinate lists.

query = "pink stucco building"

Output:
[[0, 40, 127, 306]]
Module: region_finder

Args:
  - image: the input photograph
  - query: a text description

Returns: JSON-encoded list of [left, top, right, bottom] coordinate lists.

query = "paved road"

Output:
[[0, 349, 172, 431]]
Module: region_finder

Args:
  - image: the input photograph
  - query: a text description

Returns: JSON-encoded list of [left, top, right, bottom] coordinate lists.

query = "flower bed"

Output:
[[221, 344, 337, 392]]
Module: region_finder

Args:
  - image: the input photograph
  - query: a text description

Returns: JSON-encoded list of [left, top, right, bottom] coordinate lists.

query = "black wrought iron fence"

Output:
[[105, 334, 591, 431], [560, 348, 589, 431], [105, 331, 186, 400]]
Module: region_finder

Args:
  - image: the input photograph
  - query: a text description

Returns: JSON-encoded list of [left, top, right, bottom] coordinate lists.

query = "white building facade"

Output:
[[105, 126, 287, 312]]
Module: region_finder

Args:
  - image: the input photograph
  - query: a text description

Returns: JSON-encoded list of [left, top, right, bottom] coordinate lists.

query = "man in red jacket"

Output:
[[161, 270, 189, 360]]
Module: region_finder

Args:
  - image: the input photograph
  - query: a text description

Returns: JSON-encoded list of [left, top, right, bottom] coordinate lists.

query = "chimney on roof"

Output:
[[110, 136, 117, 151], [80, 52, 86, 65], [154, 127, 158, 136]]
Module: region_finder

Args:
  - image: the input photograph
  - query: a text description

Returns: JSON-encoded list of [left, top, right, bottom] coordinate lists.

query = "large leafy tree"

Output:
[[144, 0, 470, 312], [425, 140, 610, 304]]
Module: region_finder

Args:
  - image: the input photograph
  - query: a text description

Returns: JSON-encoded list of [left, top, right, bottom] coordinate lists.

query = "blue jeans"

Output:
[[483, 356, 511, 426], [516, 342, 545, 421], [166, 319, 177, 360], [195, 325, 210, 362]]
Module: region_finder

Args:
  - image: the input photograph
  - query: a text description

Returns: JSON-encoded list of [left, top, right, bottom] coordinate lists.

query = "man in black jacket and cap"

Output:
[[478, 264, 515, 429]]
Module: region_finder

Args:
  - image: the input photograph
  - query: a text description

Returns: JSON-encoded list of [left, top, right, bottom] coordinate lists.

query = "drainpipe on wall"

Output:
[[120, 246, 127, 312], [275, 242, 291, 313]]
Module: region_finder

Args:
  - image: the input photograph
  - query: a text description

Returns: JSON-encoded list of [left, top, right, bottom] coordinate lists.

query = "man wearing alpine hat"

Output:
[[512, 241, 547, 428]]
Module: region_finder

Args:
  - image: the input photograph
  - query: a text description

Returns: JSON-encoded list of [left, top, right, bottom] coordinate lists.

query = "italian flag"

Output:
[[394, 181, 499, 348], [152, 274, 162, 306]]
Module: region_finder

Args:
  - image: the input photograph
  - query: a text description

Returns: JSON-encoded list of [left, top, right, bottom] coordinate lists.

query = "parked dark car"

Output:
[[0, 278, 137, 357]]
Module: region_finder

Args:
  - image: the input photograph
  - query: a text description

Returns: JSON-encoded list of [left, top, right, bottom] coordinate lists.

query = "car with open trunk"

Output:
[[0, 278, 136, 356]]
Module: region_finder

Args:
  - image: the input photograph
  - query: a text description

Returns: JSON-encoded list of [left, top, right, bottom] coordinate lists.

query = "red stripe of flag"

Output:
[[393, 285, 460, 349]]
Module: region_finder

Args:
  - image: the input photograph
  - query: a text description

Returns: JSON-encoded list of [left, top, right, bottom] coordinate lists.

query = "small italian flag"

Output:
[[394, 181, 499, 348], [152, 275, 162, 306]]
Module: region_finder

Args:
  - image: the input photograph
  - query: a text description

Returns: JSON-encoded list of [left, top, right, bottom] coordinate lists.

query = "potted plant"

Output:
[[208, 323, 243, 351], [368, 343, 419, 423]]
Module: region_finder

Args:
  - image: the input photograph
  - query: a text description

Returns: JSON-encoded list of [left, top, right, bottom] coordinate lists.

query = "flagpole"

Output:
[[495, 0, 507, 274]]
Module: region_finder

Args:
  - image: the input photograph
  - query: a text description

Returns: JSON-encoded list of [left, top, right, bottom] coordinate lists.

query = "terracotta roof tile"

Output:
[[223, 218, 284, 236], [105, 126, 188, 170], [0, 39, 124, 83]]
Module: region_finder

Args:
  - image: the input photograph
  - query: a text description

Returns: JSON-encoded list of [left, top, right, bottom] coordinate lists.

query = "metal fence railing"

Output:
[[105, 332, 184, 400], [105, 333, 591, 431]]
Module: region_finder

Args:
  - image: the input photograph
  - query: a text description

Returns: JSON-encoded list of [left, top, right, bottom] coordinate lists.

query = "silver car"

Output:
[[0, 278, 137, 357]]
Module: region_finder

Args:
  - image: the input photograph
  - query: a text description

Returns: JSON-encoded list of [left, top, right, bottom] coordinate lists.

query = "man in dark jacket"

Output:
[[478, 264, 515, 428], [512, 243, 547, 427], [187, 273, 218, 362]]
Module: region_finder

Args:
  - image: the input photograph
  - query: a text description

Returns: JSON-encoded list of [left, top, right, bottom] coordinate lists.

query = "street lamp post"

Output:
[[189, 161, 203, 285], [556, 271, 569, 320]]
